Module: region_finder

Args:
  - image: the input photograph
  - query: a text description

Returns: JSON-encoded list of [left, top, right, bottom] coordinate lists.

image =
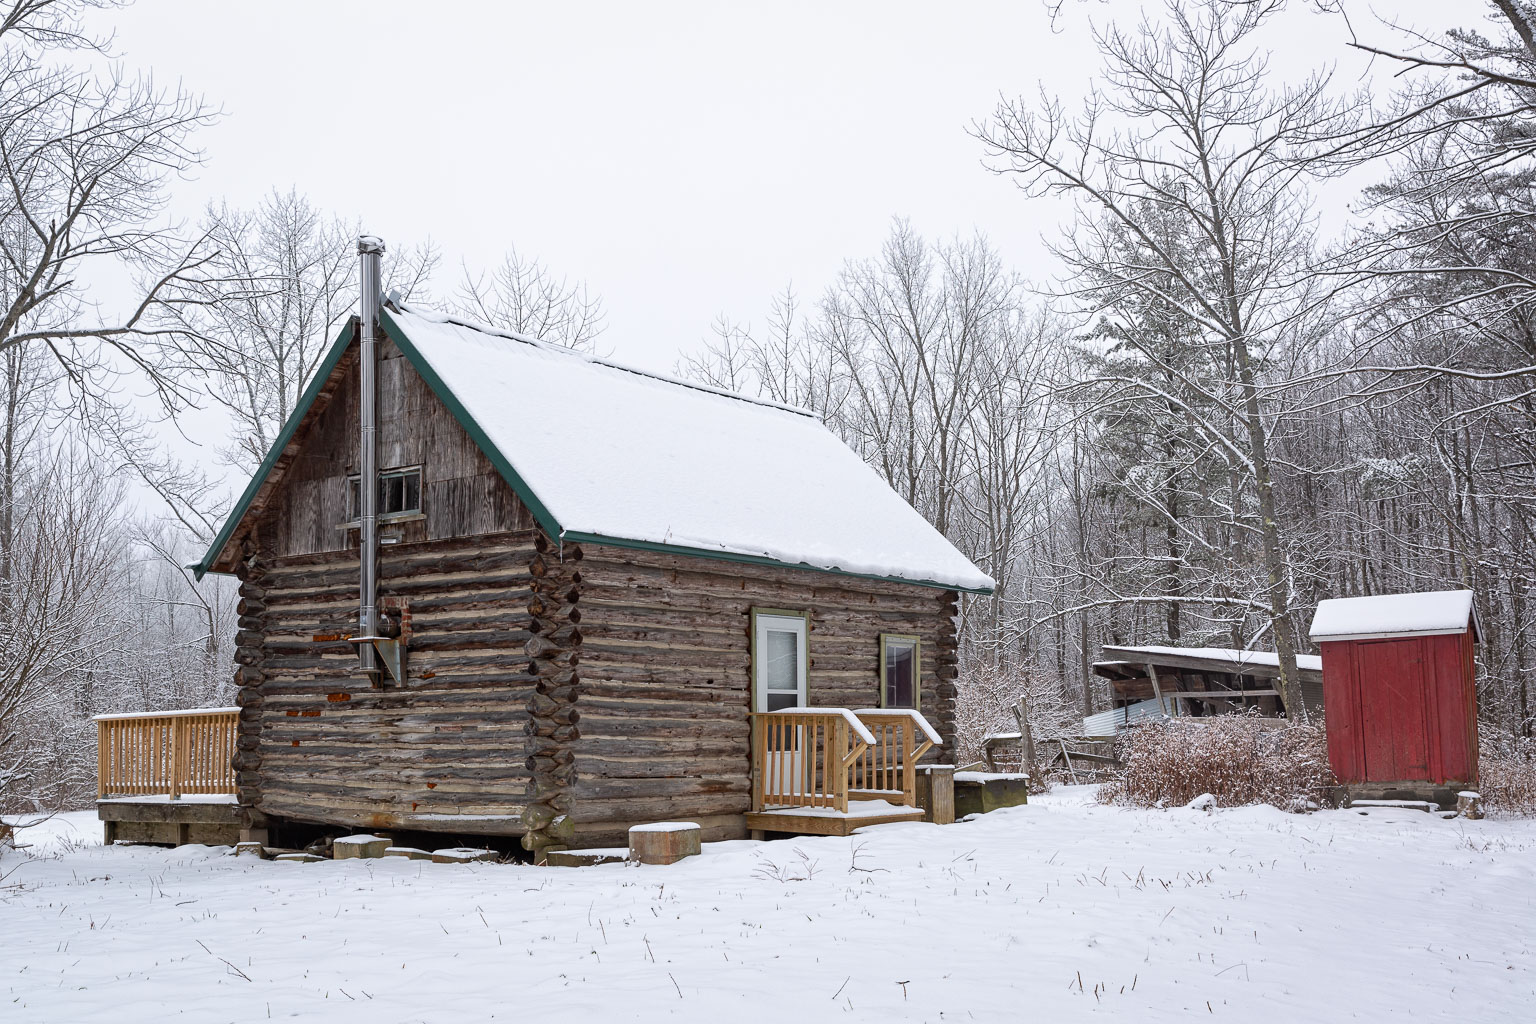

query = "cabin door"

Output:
[[754, 613, 808, 797]]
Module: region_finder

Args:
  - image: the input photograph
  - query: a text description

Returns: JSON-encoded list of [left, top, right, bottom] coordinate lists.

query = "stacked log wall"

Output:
[[520, 535, 584, 858], [232, 539, 270, 832], [572, 543, 959, 847], [245, 532, 540, 834]]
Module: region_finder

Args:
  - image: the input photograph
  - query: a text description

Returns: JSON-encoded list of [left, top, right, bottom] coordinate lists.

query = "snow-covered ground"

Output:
[[4, 788, 1533, 1022]]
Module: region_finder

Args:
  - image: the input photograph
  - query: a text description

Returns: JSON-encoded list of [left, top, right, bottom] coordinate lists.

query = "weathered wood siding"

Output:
[[572, 544, 959, 847], [268, 338, 526, 556], [232, 341, 539, 836]]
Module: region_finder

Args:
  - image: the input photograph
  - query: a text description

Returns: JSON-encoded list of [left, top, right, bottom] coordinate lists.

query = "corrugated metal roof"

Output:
[[1082, 697, 1174, 737]]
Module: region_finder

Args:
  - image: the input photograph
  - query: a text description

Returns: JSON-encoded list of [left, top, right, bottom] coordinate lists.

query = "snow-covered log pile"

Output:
[[1098, 713, 1336, 810]]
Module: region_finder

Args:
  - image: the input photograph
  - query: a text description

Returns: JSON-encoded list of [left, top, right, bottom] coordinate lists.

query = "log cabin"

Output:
[[184, 239, 992, 858]]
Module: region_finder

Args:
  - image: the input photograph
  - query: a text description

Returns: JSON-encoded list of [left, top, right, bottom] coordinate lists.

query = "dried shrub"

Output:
[[1098, 712, 1337, 810], [1478, 730, 1536, 818]]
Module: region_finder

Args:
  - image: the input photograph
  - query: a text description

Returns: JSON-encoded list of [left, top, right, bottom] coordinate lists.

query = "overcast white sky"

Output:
[[90, 0, 1460, 508]]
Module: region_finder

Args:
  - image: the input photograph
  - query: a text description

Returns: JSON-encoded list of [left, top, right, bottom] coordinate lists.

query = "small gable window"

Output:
[[348, 467, 423, 521], [880, 634, 920, 710]]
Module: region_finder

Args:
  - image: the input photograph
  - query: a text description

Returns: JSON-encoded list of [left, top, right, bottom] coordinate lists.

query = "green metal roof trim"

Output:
[[193, 305, 990, 595], [559, 530, 988, 595], [189, 320, 357, 579]]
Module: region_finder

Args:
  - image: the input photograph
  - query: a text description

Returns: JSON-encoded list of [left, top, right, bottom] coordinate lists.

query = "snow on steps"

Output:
[[1350, 799, 1437, 813]]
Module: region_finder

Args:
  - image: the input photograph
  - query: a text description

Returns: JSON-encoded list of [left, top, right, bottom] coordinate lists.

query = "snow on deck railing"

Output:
[[853, 708, 943, 746], [769, 706, 878, 745], [93, 707, 239, 722], [849, 709, 940, 810]]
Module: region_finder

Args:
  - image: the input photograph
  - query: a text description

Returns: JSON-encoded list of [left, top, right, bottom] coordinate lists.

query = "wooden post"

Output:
[[900, 720, 917, 808], [97, 719, 108, 797], [1146, 663, 1170, 717], [750, 714, 763, 812], [833, 715, 848, 813], [1059, 738, 1080, 785], [169, 716, 185, 800], [916, 765, 956, 825], [1012, 695, 1036, 769]]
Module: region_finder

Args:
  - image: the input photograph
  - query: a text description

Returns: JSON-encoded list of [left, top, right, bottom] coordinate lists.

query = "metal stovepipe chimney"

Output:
[[357, 234, 385, 676]]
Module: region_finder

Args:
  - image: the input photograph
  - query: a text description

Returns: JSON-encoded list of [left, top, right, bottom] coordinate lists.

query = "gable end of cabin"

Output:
[[229, 331, 547, 845]]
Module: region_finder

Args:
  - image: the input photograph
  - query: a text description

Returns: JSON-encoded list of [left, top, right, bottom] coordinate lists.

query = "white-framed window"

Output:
[[880, 634, 921, 710], [752, 609, 808, 712], [347, 466, 423, 522]]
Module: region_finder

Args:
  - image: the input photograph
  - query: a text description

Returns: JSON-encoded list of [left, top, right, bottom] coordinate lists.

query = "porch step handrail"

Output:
[[750, 709, 873, 813], [95, 708, 239, 799], [849, 708, 940, 808]]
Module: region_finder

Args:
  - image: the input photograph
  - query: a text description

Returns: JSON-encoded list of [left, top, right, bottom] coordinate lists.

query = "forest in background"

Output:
[[3, 0, 1535, 809]]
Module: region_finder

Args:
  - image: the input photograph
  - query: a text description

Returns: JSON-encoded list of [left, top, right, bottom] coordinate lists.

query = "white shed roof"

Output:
[[380, 304, 992, 592], [1308, 590, 1477, 642]]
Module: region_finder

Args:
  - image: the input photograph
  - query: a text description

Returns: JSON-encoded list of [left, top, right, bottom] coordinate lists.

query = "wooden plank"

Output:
[[744, 806, 924, 837]]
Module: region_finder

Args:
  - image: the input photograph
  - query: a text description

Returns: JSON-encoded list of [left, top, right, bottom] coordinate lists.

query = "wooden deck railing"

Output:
[[849, 709, 939, 808], [750, 707, 941, 814], [96, 708, 239, 799]]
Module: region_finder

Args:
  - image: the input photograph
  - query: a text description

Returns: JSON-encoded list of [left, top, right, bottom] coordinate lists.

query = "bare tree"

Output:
[[453, 247, 604, 352], [0, 9, 221, 413], [0, 448, 127, 812], [974, 0, 1363, 719], [173, 190, 442, 472], [183, 190, 353, 469]]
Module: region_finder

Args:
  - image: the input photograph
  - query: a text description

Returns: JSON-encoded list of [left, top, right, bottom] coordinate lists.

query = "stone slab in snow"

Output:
[[545, 847, 630, 867], [430, 847, 498, 863], [333, 835, 391, 859]]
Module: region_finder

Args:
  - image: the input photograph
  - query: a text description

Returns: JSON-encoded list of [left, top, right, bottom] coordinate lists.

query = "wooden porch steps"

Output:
[[746, 799, 927, 837]]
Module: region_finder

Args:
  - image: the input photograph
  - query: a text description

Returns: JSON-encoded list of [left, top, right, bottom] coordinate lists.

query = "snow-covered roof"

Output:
[[1308, 590, 1477, 642], [1099, 646, 1323, 674], [193, 302, 991, 593]]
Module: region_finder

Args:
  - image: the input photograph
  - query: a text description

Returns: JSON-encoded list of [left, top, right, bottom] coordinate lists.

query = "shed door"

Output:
[[1357, 639, 1430, 782]]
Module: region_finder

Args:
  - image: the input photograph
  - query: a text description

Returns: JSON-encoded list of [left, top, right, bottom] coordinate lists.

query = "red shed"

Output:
[[1309, 590, 1479, 803]]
